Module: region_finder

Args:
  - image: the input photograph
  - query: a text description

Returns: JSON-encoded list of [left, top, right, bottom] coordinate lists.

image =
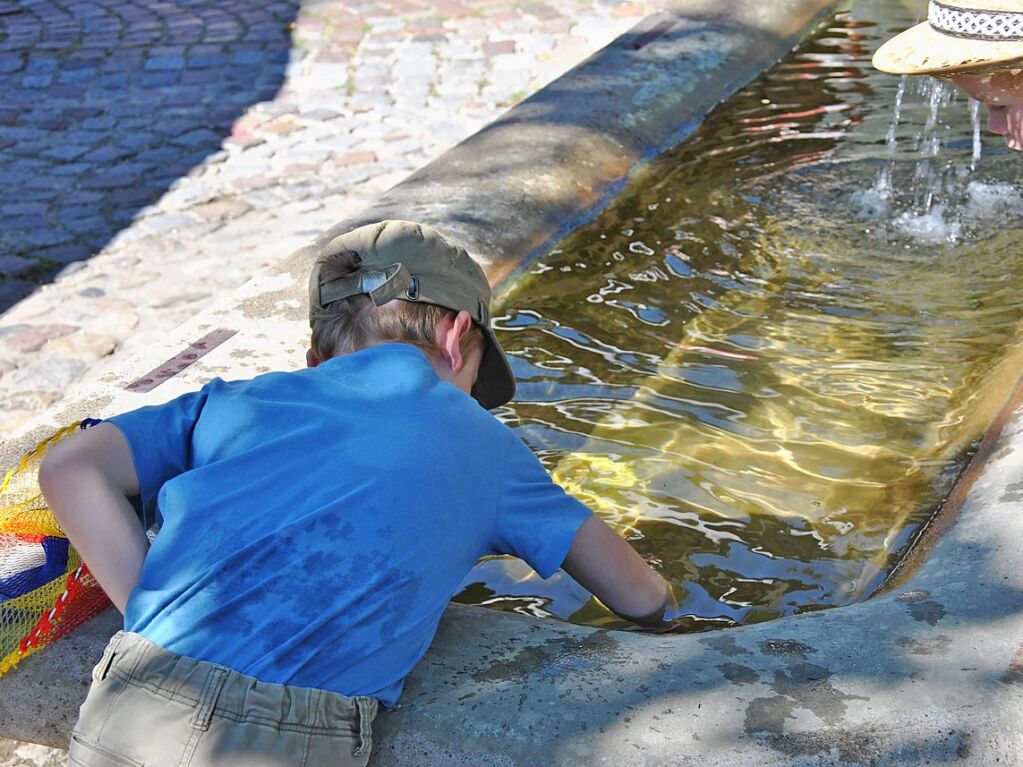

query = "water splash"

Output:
[[892, 204, 961, 243], [971, 98, 983, 170], [876, 75, 908, 203], [865, 77, 986, 245]]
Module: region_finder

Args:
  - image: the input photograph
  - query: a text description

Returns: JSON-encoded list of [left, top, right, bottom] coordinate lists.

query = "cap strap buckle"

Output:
[[318, 262, 416, 308]]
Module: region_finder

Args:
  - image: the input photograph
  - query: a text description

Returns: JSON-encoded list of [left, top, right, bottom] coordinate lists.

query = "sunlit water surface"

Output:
[[454, 0, 1023, 630]]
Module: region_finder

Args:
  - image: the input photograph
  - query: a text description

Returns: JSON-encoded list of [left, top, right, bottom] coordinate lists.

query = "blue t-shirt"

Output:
[[108, 343, 591, 707]]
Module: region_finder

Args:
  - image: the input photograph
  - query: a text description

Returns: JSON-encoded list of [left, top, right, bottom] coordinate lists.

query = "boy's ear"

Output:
[[306, 348, 321, 368], [440, 311, 474, 372]]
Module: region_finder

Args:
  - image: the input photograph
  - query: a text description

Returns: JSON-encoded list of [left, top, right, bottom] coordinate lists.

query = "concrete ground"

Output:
[[0, 0, 655, 435], [0, 1, 658, 762]]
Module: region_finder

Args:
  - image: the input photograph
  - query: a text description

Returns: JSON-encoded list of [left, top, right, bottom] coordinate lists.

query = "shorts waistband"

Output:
[[96, 631, 377, 750]]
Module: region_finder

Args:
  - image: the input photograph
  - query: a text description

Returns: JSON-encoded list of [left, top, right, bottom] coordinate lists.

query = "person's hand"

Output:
[[618, 581, 689, 633], [948, 70, 1023, 151]]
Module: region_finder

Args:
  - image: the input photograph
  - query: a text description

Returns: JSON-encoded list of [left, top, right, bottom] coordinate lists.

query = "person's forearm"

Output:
[[562, 515, 681, 627], [41, 466, 147, 614]]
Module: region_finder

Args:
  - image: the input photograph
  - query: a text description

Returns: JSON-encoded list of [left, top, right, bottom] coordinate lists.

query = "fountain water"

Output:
[[457, 0, 1023, 631]]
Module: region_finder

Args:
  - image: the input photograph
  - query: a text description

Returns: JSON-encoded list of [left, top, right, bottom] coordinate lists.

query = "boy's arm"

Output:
[[561, 515, 676, 627], [38, 423, 147, 614]]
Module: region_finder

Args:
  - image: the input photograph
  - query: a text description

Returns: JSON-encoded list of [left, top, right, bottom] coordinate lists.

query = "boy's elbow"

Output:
[[38, 438, 91, 511], [38, 446, 66, 496], [40, 423, 139, 506]]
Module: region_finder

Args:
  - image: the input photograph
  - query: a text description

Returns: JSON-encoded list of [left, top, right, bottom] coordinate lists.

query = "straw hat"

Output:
[[873, 0, 1023, 75]]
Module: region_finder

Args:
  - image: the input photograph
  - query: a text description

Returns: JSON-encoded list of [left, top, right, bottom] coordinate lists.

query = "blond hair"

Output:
[[310, 248, 484, 361]]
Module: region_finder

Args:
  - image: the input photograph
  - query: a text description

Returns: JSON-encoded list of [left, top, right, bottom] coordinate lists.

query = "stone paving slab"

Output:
[[0, 0, 657, 760], [0, 0, 656, 437]]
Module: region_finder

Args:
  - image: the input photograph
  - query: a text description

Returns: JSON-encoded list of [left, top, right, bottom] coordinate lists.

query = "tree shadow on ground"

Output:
[[0, 0, 300, 313], [378, 524, 1023, 766]]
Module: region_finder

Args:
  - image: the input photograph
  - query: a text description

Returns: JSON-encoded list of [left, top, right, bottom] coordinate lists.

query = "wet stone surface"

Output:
[[0, 0, 655, 434]]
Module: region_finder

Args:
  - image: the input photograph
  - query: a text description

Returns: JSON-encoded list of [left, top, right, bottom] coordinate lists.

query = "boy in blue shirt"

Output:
[[40, 220, 674, 766]]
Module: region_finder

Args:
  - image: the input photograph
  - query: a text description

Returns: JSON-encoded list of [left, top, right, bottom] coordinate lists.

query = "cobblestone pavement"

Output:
[[1, 0, 655, 759], [0, 0, 655, 437]]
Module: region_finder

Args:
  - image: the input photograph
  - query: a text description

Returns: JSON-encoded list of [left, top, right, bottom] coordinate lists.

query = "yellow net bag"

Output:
[[0, 421, 110, 677]]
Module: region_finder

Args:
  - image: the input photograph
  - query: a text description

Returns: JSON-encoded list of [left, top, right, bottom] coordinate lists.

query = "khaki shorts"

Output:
[[69, 631, 378, 767]]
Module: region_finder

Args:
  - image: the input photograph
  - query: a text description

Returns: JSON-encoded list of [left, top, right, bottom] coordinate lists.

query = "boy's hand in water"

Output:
[[561, 515, 677, 624], [618, 581, 691, 633]]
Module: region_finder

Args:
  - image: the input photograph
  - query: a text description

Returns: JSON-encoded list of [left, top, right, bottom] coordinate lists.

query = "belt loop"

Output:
[[92, 631, 124, 683], [190, 667, 228, 732], [353, 697, 374, 757]]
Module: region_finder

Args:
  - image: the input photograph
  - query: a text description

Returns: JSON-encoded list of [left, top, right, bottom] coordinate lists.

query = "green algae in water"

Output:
[[454, 0, 1023, 630]]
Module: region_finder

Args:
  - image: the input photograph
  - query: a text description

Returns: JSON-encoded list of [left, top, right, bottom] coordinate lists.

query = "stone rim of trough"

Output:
[[4, 1, 1023, 764]]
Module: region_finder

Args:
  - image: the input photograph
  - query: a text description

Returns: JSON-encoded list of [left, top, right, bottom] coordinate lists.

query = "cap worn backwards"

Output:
[[308, 220, 516, 410]]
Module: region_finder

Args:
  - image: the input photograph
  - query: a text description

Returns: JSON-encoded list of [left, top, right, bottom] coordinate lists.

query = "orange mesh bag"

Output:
[[0, 421, 110, 677]]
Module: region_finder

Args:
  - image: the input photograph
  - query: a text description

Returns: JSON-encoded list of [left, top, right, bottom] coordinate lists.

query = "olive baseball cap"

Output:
[[308, 220, 516, 409]]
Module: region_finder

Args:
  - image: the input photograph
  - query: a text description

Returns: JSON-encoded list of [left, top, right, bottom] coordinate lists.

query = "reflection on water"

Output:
[[455, 0, 1023, 630]]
